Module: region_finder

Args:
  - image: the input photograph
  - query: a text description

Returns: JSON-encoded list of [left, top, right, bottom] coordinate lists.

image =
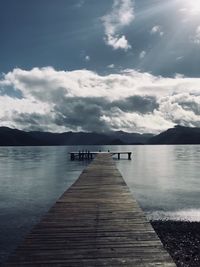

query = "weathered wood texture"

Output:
[[4, 154, 176, 266]]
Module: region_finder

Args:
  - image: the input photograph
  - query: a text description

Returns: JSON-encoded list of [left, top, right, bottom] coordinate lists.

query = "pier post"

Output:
[[71, 153, 75, 160], [128, 152, 131, 160], [118, 153, 120, 160]]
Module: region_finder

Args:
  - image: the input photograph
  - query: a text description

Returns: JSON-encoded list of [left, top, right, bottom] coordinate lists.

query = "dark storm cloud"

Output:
[[178, 99, 200, 116], [111, 95, 159, 114], [54, 97, 110, 132], [52, 95, 159, 132], [13, 112, 53, 131]]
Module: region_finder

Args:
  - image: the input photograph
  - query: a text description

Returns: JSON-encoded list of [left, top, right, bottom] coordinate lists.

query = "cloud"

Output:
[[74, 0, 84, 8], [107, 64, 115, 68], [139, 50, 146, 59], [85, 55, 90, 62], [54, 97, 110, 132], [1, 67, 200, 133], [101, 0, 135, 51], [179, 2, 200, 16], [106, 35, 131, 51], [150, 25, 164, 36], [0, 94, 52, 130], [111, 95, 159, 114], [158, 93, 200, 127], [176, 56, 183, 61]]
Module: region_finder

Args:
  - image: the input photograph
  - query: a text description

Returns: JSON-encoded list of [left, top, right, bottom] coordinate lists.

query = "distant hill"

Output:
[[0, 127, 153, 146], [106, 131, 154, 144], [1, 125, 200, 146], [0, 127, 45, 146], [149, 125, 200, 144]]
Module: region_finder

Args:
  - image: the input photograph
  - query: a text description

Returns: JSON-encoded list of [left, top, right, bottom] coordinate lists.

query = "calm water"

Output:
[[1, 145, 200, 263]]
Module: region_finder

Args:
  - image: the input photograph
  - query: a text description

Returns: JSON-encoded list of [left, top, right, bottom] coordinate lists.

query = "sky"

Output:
[[1, 0, 200, 133]]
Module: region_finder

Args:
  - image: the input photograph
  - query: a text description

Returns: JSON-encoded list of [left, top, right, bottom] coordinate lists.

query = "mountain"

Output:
[[0, 127, 153, 146], [149, 125, 200, 144], [29, 131, 113, 146], [0, 127, 46, 146], [107, 131, 154, 144], [2, 125, 200, 146]]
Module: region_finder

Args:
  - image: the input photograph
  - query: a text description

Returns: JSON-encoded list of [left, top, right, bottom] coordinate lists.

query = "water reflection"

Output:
[[116, 145, 200, 218]]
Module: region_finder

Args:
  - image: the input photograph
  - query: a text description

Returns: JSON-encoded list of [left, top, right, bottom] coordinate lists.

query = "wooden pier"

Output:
[[4, 154, 175, 266], [70, 151, 132, 160]]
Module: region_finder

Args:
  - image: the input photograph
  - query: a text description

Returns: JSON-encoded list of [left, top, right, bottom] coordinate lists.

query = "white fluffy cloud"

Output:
[[1, 67, 200, 133], [102, 0, 135, 51], [106, 35, 131, 51]]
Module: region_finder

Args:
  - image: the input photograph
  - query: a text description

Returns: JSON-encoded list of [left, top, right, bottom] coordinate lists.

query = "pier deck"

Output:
[[70, 151, 132, 160], [4, 154, 175, 266]]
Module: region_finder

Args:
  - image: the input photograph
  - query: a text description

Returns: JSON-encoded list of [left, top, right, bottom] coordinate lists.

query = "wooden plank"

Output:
[[3, 154, 176, 266]]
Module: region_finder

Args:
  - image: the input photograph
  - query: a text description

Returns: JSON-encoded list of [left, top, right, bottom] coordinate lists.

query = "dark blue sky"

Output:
[[0, 1, 112, 72], [1, 0, 200, 76]]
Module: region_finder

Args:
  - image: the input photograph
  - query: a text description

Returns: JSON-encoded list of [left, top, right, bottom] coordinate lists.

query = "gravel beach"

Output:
[[151, 221, 200, 267]]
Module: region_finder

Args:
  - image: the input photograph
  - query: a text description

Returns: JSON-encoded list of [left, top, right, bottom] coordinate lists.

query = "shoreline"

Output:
[[151, 220, 200, 267]]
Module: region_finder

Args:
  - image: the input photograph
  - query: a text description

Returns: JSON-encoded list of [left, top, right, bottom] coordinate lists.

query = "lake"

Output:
[[1, 145, 200, 263]]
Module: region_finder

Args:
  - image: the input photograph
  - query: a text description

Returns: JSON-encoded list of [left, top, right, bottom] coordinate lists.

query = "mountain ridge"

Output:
[[0, 127, 153, 146], [0, 125, 200, 146], [149, 125, 200, 144]]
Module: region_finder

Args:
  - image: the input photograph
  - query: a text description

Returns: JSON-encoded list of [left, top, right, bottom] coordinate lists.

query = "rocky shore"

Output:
[[151, 221, 200, 267]]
